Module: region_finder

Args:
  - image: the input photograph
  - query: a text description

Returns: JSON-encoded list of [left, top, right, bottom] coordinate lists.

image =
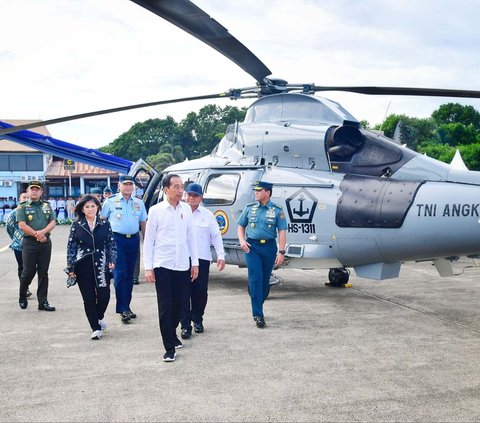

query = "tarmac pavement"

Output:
[[2, 225, 480, 422]]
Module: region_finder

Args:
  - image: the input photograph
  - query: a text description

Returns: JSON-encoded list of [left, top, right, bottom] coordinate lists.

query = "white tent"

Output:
[[450, 149, 468, 171]]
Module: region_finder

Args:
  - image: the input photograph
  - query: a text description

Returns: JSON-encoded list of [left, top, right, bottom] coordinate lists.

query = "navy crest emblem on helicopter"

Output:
[[286, 188, 318, 223], [214, 210, 229, 235]]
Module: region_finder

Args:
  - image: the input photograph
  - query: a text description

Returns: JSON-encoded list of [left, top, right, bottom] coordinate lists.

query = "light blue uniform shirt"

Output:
[[237, 200, 287, 240], [101, 194, 147, 235]]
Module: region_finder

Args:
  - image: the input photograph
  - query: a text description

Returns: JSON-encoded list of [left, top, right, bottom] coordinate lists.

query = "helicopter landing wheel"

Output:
[[328, 268, 350, 287]]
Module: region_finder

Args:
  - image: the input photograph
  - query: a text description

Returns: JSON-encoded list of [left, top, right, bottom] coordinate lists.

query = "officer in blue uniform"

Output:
[[237, 181, 287, 328], [101, 175, 147, 323], [90, 187, 103, 203]]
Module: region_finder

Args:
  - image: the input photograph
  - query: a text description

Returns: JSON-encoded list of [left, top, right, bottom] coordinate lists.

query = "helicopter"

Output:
[[3, 0, 480, 286]]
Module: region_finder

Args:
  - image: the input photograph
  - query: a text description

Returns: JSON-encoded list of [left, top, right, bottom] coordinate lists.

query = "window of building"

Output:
[[0, 155, 8, 170], [49, 186, 64, 197], [0, 154, 43, 171], [26, 155, 43, 170], [203, 174, 239, 206]]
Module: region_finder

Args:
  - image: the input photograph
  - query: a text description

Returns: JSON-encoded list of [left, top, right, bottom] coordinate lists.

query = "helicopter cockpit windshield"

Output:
[[244, 93, 358, 126]]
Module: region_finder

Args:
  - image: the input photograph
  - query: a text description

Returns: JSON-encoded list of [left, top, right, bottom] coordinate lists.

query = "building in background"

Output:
[[1, 119, 119, 201], [45, 159, 119, 197], [0, 120, 49, 200]]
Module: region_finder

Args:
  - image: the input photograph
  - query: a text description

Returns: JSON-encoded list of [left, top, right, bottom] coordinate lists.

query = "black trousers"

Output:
[[154, 267, 189, 352], [19, 237, 52, 304], [76, 256, 110, 332], [13, 249, 23, 281], [181, 259, 210, 330]]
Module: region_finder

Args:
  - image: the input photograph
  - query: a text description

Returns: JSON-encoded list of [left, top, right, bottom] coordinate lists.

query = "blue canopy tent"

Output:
[[0, 120, 132, 174]]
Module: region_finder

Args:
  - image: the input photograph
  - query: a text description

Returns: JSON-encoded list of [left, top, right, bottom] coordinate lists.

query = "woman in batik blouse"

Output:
[[66, 194, 117, 340]]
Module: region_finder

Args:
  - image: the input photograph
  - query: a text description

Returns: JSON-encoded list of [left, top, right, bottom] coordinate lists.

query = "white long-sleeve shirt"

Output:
[[192, 205, 225, 262], [143, 200, 199, 271]]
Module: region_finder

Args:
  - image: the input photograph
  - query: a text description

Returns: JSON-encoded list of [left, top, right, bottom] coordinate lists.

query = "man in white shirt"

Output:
[[65, 196, 76, 220], [56, 197, 66, 211], [48, 197, 57, 214], [180, 183, 225, 340], [56, 197, 66, 221], [143, 174, 199, 363]]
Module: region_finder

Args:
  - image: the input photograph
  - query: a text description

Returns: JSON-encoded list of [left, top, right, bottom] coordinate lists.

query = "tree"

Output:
[[359, 120, 370, 129], [374, 114, 436, 150], [417, 143, 455, 163], [458, 144, 480, 170], [100, 105, 247, 162], [100, 117, 178, 161], [145, 152, 175, 171], [432, 103, 480, 129], [178, 105, 247, 159], [436, 123, 478, 146]]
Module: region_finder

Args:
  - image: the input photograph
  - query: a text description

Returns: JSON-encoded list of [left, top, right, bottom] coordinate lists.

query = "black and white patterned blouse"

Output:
[[66, 216, 117, 287]]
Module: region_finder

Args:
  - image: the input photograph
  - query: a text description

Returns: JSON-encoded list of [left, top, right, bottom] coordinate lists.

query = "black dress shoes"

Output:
[[254, 316, 265, 328], [181, 329, 191, 339], [38, 301, 56, 312], [19, 297, 28, 309], [121, 311, 131, 323]]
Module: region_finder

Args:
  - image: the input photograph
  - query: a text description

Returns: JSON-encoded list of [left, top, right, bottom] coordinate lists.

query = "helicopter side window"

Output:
[[203, 174, 240, 206]]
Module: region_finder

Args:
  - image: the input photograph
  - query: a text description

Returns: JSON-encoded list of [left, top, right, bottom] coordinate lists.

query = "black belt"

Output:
[[247, 238, 275, 245], [113, 232, 139, 239]]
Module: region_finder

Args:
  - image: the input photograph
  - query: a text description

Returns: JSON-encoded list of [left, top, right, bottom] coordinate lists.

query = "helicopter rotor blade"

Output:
[[130, 0, 271, 84], [310, 86, 480, 98], [0, 92, 232, 136]]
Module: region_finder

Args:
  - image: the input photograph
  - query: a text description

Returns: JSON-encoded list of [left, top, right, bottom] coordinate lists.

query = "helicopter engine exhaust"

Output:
[[326, 125, 364, 158]]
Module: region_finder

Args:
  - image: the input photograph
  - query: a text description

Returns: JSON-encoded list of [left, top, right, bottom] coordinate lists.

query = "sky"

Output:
[[1, 0, 480, 150]]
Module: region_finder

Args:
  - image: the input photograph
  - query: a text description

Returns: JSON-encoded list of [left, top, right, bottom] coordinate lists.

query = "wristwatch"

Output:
[[278, 249, 286, 255]]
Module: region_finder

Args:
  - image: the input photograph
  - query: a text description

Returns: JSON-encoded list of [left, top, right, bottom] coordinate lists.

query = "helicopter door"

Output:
[[128, 159, 159, 209]]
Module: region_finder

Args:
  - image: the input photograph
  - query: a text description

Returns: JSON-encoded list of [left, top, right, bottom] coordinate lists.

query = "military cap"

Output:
[[90, 187, 103, 194], [186, 183, 203, 196], [103, 186, 113, 194], [253, 181, 273, 191], [28, 180, 43, 189], [119, 175, 134, 184]]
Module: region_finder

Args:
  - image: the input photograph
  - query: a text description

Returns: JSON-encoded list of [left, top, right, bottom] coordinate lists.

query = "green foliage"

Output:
[[417, 143, 455, 163], [359, 120, 370, 129], [374, 114, 436, 150], [99, 117, 178, 161], [370, 103, 480, 170], [100, 105, 247, 170], [436, 123, 478, 146], [432, 103, 480, 129], [458, 144, 480, 170], [145, 152, 175, 172]]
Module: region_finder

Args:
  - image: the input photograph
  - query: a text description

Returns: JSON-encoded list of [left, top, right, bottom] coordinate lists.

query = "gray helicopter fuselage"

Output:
[[150, 93, 480, 280]]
